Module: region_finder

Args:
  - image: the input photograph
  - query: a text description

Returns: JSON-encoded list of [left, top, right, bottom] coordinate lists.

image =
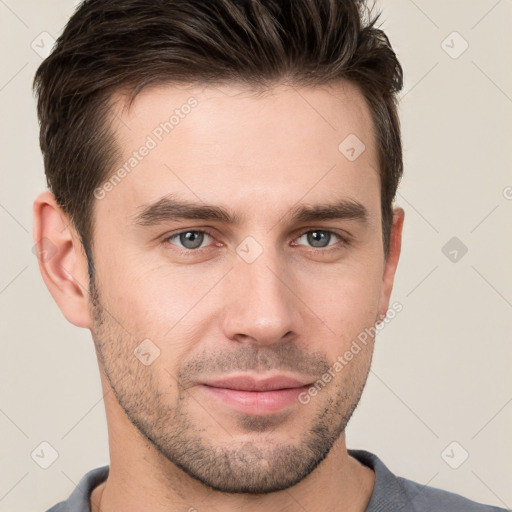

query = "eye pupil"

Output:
[[307, 231, 330, 248], [180, 231, 204, 249]]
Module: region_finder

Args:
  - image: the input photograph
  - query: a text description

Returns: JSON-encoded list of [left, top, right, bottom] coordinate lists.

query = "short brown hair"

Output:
[[33, 0, 403, 277]]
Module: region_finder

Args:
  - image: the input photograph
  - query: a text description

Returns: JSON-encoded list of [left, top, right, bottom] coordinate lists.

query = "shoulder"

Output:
[[45, 504, 66, 512], [44, 465, 109, 512], [396, 475, 508, 512], [348, 449, 508, 512]]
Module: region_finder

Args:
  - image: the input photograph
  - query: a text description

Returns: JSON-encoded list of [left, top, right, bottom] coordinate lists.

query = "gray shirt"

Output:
[[45, 449, 508, 511]]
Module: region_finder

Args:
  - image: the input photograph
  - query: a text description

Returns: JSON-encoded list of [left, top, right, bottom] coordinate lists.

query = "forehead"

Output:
[[97, 81, 380, 227]]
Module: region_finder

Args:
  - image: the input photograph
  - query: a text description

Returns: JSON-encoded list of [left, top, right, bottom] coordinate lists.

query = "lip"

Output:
[[201, 375, 309, 391], [198, 375, 312, 416]]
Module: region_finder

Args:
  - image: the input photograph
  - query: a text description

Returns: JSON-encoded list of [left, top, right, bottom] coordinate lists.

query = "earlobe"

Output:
[[33, 191, 93, 328], [378, 207, 405, 319]]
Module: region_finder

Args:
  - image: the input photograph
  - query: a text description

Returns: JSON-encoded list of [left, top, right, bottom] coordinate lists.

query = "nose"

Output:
[[221, 248, 301, 347]]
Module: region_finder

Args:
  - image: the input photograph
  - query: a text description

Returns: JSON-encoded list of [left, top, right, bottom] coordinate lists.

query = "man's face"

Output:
[[89, 82, 397, 493]]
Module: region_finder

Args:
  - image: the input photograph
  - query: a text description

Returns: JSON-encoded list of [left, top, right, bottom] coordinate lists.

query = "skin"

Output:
[[34, 80, 404, 512]]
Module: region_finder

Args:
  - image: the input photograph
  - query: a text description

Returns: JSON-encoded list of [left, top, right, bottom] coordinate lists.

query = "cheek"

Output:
[[94, 254, 222, 371], [95, 245, 187, 325], [306, 262, 383, 350]]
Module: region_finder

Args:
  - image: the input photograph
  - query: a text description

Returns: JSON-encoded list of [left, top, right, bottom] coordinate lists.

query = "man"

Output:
[[32, 0, 506, 511]]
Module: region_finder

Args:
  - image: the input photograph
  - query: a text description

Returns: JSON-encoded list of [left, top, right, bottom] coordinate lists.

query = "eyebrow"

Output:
[[132, 194, 368, 227]]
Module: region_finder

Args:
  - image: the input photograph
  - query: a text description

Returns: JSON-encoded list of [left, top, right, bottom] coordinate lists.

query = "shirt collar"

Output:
[[348, 449, 415, 512]]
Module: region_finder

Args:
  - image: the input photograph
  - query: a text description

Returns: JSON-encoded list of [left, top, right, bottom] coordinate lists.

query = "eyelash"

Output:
[[163, 228, 350, 256]]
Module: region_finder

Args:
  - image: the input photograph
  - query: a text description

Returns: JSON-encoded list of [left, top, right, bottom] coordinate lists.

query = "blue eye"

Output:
[[296, 230, 341, 248], [167, 230, 213, 250]]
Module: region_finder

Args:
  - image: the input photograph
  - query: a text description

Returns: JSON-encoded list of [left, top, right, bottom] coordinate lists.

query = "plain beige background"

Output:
[[1, 1, 511, 511]]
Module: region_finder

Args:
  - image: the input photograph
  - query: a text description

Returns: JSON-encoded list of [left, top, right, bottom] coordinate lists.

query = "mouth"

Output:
[[198, 374, 312, 415]]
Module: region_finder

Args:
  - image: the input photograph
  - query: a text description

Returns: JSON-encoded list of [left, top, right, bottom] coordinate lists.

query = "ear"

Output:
[[377, 207, 405, 318], [33, 191, 93, 328]]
